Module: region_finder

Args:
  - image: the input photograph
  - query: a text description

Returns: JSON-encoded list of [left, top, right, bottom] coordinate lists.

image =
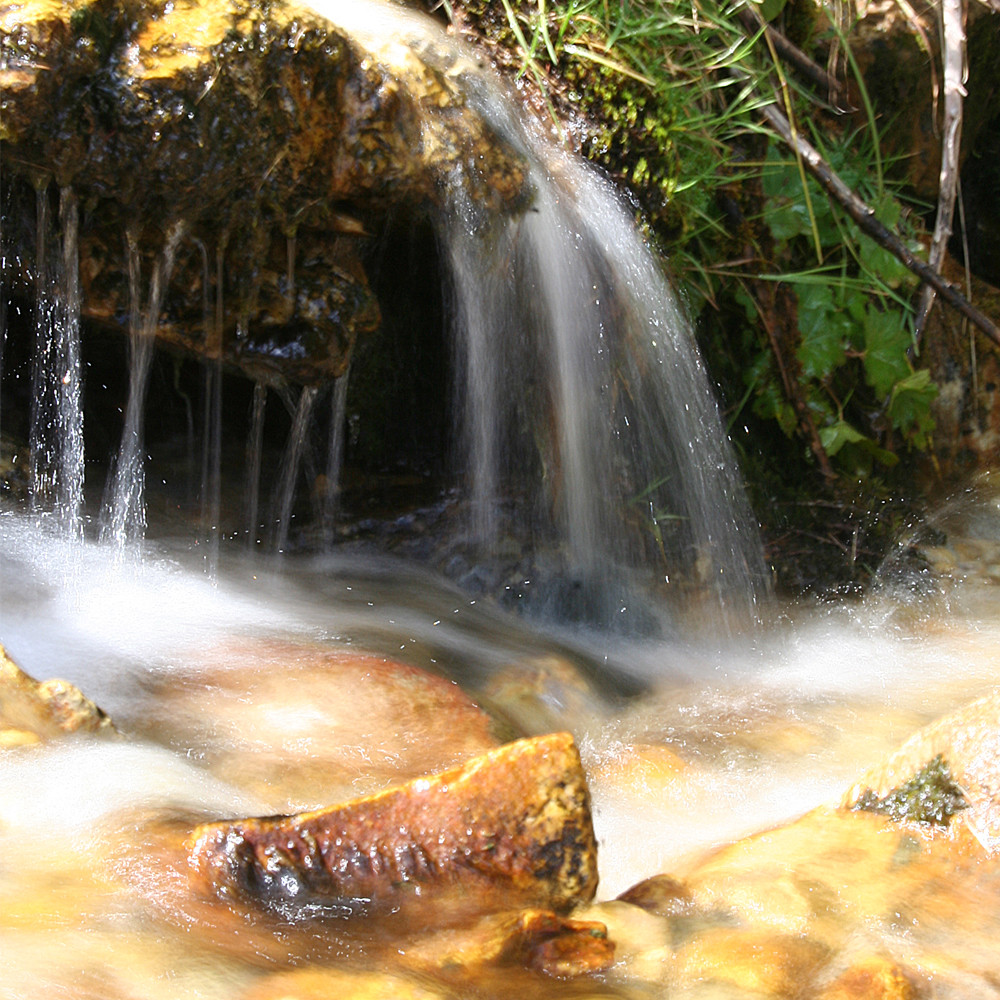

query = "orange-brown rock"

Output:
[[147, 639, 500, 813], [841, 688, 1000, 849], [187, 732, 598, 921], [816, 956, 921, 1000], [239, 967, 448, 1000], [0, 644, 114, 741], [400, 908, 614, 979], [673, 926, 829, 998], [616, 872, 693, 916]]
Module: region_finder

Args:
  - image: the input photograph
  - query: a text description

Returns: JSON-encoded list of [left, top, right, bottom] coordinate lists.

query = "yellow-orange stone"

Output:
[[188, 732, 598, 919]]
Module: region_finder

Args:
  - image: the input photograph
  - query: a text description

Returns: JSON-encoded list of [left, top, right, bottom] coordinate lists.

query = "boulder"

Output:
[[145, 639, 501, 813], [0, 0, 529, 385], [187, 731, 598, 922]]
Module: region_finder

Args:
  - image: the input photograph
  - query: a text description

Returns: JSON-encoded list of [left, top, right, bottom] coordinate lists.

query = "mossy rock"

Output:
[[0, 0, 529, 384]]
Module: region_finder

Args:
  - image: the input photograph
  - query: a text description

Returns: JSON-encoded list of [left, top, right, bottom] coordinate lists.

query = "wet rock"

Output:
[[816, 955, 921, 1000], [188, 731, 598, 921], [616, 872, 693, 917], [401, 907, 614, 979], [673, 927, 829, 997], [0, 644, 114, 741], [0, 0, 529, 384], [240, 967, 448, 1000], [481, 654, 607, 737], [672, 800, 1000, 995], [148, 639, 500, 813], [575, 899, 670, 983], [841, 688, 1000, 849]]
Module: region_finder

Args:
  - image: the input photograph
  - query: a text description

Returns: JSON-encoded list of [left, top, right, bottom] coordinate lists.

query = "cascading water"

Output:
[[314, 0, 767, 628], [26, 185, 84, 535]]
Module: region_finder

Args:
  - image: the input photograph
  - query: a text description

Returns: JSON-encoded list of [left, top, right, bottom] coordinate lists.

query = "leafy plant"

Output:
[[747, 132, 937, 472]]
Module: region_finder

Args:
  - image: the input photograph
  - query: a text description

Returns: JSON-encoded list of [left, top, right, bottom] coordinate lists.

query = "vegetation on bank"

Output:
[[436, 0, 964, 587]]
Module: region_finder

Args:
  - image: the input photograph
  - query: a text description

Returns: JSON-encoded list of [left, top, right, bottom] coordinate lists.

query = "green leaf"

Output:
[[819, 419, 866, 456], [797, 285, 851, 378], [888, 368, 937, 448], [862, 305, 912, 396], [820, 420, 898, 469], [757, 0, 788, 20]]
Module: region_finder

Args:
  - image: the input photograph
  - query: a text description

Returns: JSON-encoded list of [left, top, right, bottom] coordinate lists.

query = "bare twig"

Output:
[[735, 5, 845, 104], [915, 0, 967, 343]]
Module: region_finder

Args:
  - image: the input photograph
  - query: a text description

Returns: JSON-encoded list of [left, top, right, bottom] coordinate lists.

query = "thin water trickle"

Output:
[[322, 368, 350, 539], [26, 186, 85, 535], [102, 222, 186, 548], [245, 380, 268, 548], [273, 384, 318, 552]]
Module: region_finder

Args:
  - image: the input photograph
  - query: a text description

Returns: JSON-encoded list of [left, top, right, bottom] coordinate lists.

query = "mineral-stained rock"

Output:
[[188, 731, 598, 921], [840, 688, 1000, 849], [0, 643, 114, 741], [673, 926, 830, 998], [815, 955, 921, 1000], [0, 0, 529, 384]]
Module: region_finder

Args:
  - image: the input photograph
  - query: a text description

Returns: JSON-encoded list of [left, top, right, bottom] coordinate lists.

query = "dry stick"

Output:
[[915, 0, 967, 343], [734, 5, 844, 104], [758, 98, 1000, 349]]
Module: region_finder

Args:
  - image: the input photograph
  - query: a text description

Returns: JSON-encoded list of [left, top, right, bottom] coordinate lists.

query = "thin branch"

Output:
[[735, 5, 845, 105], [915, 0, 967, 342], [757, 97, 1000, 348]]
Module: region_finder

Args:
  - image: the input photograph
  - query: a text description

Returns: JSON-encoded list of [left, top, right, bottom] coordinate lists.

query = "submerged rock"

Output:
[[0, 643, 114, 742], [188, 731, 598, 921], [400, 907, 614, 979], [146, 639, 501, 813]]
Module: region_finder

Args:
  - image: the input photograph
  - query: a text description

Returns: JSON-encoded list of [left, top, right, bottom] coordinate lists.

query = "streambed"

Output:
[[3, 481, 1000, 998]]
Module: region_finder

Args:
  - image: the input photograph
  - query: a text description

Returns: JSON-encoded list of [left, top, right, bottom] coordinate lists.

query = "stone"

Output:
[[673, 926, 829, 998], [0, 0, 529, 385], [840, 688, 1000, 849], [0, 644, 114, 741], [575, 899, 671, 983], [400, 907, 614, 979], [239, 967, 448, 1000], [187, 731, 598, 921], [815, 955, 921, 1000], [616, 872, 693, 917], [147, 639, 500, 813]]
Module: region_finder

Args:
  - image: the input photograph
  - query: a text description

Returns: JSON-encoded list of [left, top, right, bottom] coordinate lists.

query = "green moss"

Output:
[[853, 755, 968, 826]]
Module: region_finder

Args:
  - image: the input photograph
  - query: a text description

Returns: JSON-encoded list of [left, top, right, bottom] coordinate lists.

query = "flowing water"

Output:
[[3, 489, 1000, 997], [2, 2, 1000, 997]]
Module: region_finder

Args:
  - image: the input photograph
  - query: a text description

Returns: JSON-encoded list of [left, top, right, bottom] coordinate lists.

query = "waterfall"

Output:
[[334, 2, 769, 623], [1, 0, 767, 628]]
